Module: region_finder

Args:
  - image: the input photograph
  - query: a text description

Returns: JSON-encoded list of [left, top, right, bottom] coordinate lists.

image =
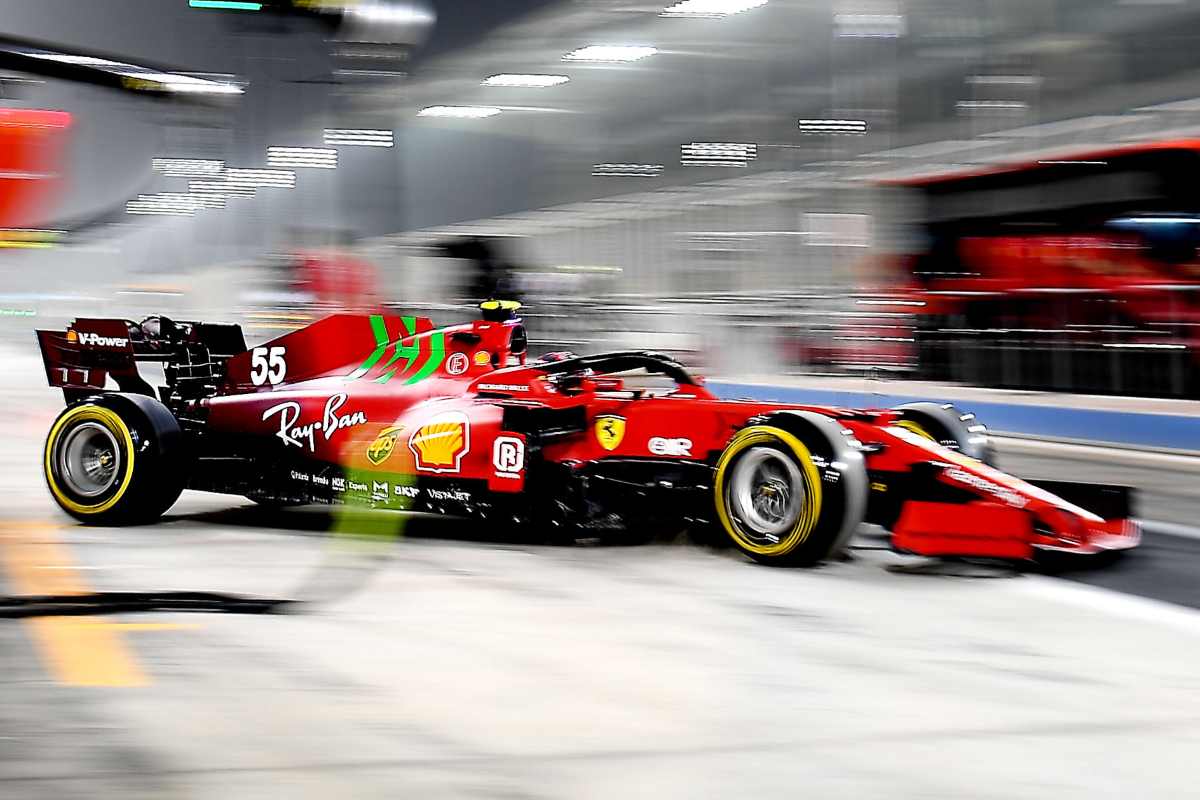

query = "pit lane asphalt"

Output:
[[991, 439, 1200, 611], [4, 388, 1200, 798]]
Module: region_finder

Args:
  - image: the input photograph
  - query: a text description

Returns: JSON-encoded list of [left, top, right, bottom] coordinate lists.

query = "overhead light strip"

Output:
[[226, 167, 296, 187], [189, 0, 262, 9], [483, 74, 570, 88], [267, 146, 338, 168], [797, 119, 869, 134], [562, 45, 658, 63], [152, 158, 225, 178], [592, 163, 664, 177], [661, 0, 767, 18], [681, 142, 758, 167], [417, 105, 501, 118], [323, 128, 394, 147]]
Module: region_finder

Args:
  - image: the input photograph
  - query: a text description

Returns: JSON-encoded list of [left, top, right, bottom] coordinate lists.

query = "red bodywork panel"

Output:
[[894, 501, 1034, 560]]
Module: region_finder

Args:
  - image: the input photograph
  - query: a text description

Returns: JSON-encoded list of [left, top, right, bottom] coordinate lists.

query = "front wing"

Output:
[[890, 477, 1140, 560]]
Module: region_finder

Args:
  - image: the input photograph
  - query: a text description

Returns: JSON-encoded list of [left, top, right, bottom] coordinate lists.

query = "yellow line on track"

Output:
[[0, 522, 147, 687]]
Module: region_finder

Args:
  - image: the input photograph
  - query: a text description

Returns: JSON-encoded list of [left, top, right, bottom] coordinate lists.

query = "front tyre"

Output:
[[44, 397, 185, 525], [892, 402, 993, 465], [714, 417, 866, 566]]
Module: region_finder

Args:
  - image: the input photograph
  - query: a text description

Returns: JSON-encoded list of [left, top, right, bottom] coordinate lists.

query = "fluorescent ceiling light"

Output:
[[225, 168, 296, 188], [343, 2, 436, 26], [955, 100, 1029, 111], [680, 142, 757, 167], [127, 207, 193, 217], [834, 13, 905, 38], [417, 105, 501, 118], [189, 0, 262, 9], [661, 0, 767, 17], [967, 75, 1041, 86], [155, 74, 244, 96], [127, 193, 215, 215], [186, 193, 227, 209], [323, 128, 394, 147], [484, 74, 570, 88], [189, 179, 255, 197], [592, 163, 664, 177], [267, 146, 338, 168], [151, 158, 225, 178], [797, 119, 869, 134], [562, 45, 657, 63], [483, 74, 570, 88]]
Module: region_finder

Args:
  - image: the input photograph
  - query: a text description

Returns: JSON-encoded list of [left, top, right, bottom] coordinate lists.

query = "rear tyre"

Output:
[[713, 415, 867, 566], [892, 402, 993, 465], [44, 397, 185, 525]]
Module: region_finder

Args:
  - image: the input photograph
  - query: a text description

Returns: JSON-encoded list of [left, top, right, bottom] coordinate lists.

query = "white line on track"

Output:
[[1019, 575, 1200, 636], [1140, 520, 1200, 541]]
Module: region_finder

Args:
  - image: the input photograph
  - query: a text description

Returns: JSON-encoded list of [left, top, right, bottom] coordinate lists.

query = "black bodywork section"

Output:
[[1028, 479, 1135, 521]]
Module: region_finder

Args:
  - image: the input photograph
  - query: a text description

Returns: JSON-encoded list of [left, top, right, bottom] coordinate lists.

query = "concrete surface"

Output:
[[4, 353, 1200, 798]]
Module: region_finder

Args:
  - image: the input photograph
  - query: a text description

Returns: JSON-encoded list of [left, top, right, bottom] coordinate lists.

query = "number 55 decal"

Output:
[[250, 346, 287, 386]]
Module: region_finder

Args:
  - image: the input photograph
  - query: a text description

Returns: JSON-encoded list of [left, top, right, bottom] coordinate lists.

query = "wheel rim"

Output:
[[727, 446, 805, 543], [57, 422, 120, 497]]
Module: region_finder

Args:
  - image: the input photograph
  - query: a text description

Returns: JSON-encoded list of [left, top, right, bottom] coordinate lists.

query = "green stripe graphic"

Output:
[[404, 331, 445, 384], [375, 316, 418, 383], [345, 315, 391, 381]]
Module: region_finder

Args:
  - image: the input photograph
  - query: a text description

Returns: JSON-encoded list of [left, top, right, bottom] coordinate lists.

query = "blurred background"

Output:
[[8, 0, 1200, 396]]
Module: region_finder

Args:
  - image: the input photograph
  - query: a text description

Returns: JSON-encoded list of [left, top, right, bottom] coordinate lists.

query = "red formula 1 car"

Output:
[[36, 302, 1140, 566]]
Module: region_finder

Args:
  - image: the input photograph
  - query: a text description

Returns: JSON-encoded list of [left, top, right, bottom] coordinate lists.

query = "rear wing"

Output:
[[37, 317, 246, 401]]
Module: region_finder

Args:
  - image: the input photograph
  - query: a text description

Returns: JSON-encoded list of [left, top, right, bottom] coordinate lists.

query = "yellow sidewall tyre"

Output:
[[892, 402, 993, 465], [44, 397, 185, 525], [713, 415, 867, 567]]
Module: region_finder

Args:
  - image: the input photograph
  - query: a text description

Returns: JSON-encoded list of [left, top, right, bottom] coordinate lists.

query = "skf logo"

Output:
[[649, 437, 692, 457], [594, 415, 626, 451], [409, 411, 470, 473], [366, 425, 404, 465], [74, 331, 128, 348], [492, 436, 525, 479]]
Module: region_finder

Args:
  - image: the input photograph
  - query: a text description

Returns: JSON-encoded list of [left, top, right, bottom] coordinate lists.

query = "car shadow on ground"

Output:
[[160, 502, 689, 549]]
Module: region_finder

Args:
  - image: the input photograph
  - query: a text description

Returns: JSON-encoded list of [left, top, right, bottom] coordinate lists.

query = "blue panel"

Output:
[[709, 382, 1200, 451]]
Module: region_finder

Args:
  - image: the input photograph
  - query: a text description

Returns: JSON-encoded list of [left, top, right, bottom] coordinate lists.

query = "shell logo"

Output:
[[408, 411, 470, 473]]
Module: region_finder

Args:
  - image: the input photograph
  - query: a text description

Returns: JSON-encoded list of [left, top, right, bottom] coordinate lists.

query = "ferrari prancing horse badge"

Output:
[[594, 415, 626, 451]]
